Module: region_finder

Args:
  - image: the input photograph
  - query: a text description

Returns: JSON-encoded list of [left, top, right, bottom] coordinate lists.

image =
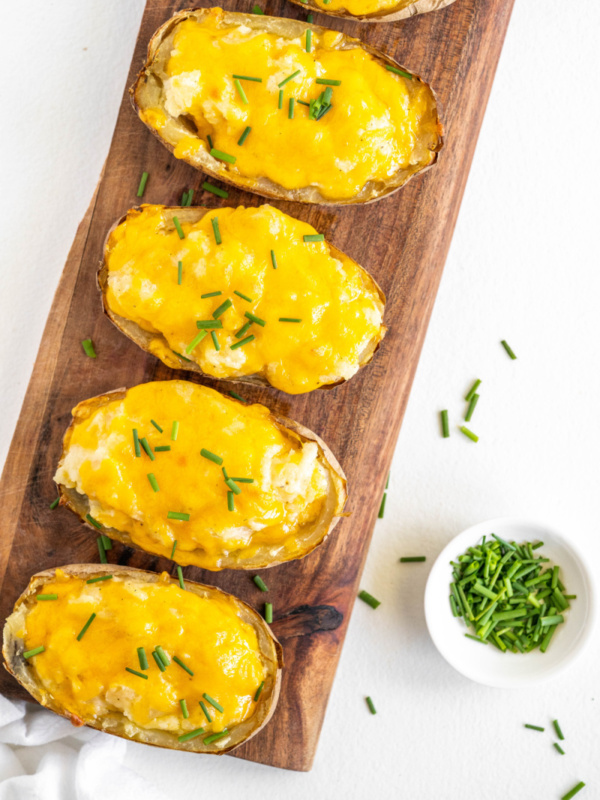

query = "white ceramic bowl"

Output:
[[424, 518, 596, 688]]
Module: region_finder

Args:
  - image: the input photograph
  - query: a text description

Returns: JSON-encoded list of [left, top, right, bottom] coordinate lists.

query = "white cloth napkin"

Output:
[[0, 695, 166, 799]]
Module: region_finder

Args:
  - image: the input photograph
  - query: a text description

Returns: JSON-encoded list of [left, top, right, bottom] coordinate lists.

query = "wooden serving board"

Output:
[[0, 0, 514, 771]]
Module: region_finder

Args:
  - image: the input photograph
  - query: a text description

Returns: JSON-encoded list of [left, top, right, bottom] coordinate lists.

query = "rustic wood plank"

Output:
[[0, 0, 514, 771]]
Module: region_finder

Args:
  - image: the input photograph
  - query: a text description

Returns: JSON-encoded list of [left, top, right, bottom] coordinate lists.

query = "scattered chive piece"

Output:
[[137, 647, 149, 670], [316, 78, 342, 86], [170, 540, 178, 560], [201, 291, 222, 299], [400, 556, 427, 563], [234, 290, 253, 302], [180, 699, 189, 719], [126, 667, 148, 680], [185, 330, 207, 354], [203, 693, 224, 713], [230, 477, 254, 483], [172, 350, 192, 362], [155, 445, 171, 452], [178, 728, 205, 743], [196, 320, 223, 329], [199, 700, 212, 722], [459, 426, 479, 443], [278, 70, 301, 88], [501, 339, 517, 360], [211, 217, 222, 245], [202, 181, 229, 199], [554, 743, 565, 755], [233, 74, 262, 83], [86, 513, 103, 530], [252, 3, 264, 12], [86, 575, 113, 584], [230, 334, 255, 350], [265, 603, 273, 624], [253, 575, 269, 592], [207, 134, 213, 150], [150, 419, 163, 433], [171, 421, 179, 441], [211, 330, 220, 351], [378, 493, 387, 519], [233, 79, 249, 104], [225, 478, 242, 495], [76, 613, 96, 641], [385, 65, 413, 79], [254, 681, 265, 701], [147, 473, 160, 492], [229, 391, 246, 403], [289, 97, 295, 119], [81, 339, 97, 358], [245, 311, 265, 327], [168, 511, 191, 522], [177, 566, 185, 589], [465, 393, 479, 422], [155, 646, 170, 667], [137, 171, 149, 197], [201, 448, 223, 465], [37, 594, 58, 601], [303, 233, 325, 242], [181, 190, 189, 206], [307, 13, 314, 22], [97, 537, 108, 564], [278, 89, 283, 109], [306, 29, 312, 53], [553, 719, 565, 740], [23, 646, 45, 659], [184, 188, 194, 206], [227, 491, 235, 512], [366, 696, 377, 715], [102, 534, 112, 550], [524, 724, 545, 732], [561, 783, 586, 800], [140, 437, 155, 460], [237, 126, 251, 146], [465, 379, 481, 402], [279, 317, 302, 323], [173, 216, 185, 239], [358, 590, 381, 609], [178, 260, 183, 285], [441, 409, 450, 438], [212, 298, 233, 319], [210, 148, 237, 165], [235, 321, 252, 338], [204, 730, 229, 745], [133, 429, 141, 456], [386, 474, 390, 489], [270, 250, 278, 269], [49, 497, 60, 510], [173, 655, 194, 676]]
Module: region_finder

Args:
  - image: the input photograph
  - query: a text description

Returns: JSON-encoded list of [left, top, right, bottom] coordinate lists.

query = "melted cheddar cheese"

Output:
[[22, 571, 264, 740], [54, 381, 330, 570], [310, 0, 409, 16], [104, 204, 383, 394], [142, 8, 439, 200]]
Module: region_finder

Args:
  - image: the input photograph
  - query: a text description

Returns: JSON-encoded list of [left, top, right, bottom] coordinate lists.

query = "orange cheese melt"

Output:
[[23, 571, 264, 737], [54, 381, 329, 570], [104, 204, 384, 394], [310, 0, 409, 16]]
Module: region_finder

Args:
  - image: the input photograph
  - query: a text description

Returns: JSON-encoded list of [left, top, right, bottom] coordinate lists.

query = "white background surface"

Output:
[[1, 1, 599, 797]]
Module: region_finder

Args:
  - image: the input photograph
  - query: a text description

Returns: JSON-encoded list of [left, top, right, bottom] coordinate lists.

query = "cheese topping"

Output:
[[311, 0, 411, 16], [142, 8, 439, 200], [54, 381, 330, 570], [22, 571, 265, 739], [104, 204, 384, 394]]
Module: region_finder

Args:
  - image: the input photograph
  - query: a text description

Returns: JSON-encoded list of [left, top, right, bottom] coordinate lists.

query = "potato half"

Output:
[[286, 0, 458, 23], [99, 204, 386, 395], [131, 7, 442, 204], [3, 565, 283, 753], [54, 381, 347, 570]]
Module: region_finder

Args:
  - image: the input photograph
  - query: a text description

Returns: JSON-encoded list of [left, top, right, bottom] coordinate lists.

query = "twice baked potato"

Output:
[[131, 7, 443, 204], [286, 0, 458, 23], [3, 565, 282, 753], [54, 380, 347, 571], [100, 204, 386, 394]]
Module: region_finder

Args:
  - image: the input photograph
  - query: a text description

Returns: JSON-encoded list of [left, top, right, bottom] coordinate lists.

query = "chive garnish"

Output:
[[207, 135, 213, 150], [237, 126, 252, 146], [254, 681, 265, 701], [170, 541, 178, 560], [400, 556, 427, 563], [553, 719, 565, 740], [173, 216, 185, 239], [180, 699, 189, 719], [201, 291, 222, 299], [358, 590, 380, 609], [229, 391, 246, 403], [303, 234, 324, 242], [185, 330, 207, 354], [203, 730, 229, 745], [378, 493, 386, 519], [178, 728, 205, 743], [181, 190, 189, 206], [155, 646, 170, 667], [23, 646, 45, 659], [554, 743, 565, 755], [152, 650, 166, 672], [524, 724, 545, 732], [465, 379, 481, 401], [230, 335, 255, 350], [279, 317, 302, 323], [199, 700, 212, 722], [196, 320, 222, 329], [137, 647, 149, 670], [465, 393, 479, 422], [172, 350, 192, 362], [233, 75, 262, 83], [252, 3, 264, 11], [210, 217, 222, 246], [233, 291, 252, 303], [86, 513, 103, 530], [171, 420, 179, 441], [82, 339, 97, 358], [233, 79, 249, 105], [253, 575, 269, 592], [210, 148, 237, 165], [97, 538, 108, 564], [140, 437, 155, 460], [177, 565, 185, 589], [230, 477, 254, 483], [226, 478, 242, 495], [501, 339, 517, 360], [385, 65, 413, 80], [202, 181, 229, 199], [150, 419, 163, 433], [265, 602, 273, 623], [270, 250, 278, 269], [178, 260, 183, 285], [168, 511, 191, 522], [227, 491, 235, 512], [289, 97, 295, 119], [459, 426, 479, 442], [203, 693, 224, 713], [173, 655, 194, 676], [441, 409, 450, 438], [147, 473, 159, 492], [126, 667, 148, 679], [307, 13, 314, 22], [211, 330, 220, 351], [201, 448, 223, 465], [316, 78, 342, 86], [133, 429, 141, 457], [155, 445, 171, 452], [278, 89, 283, 109], [306, 29, 312, 53], [366, 696, 377, 715], [86, 575, 113, 584], [212, 298, 233, 319], [245, 311, 265, 326], [49, 496, 60, 510], [102, 534, 112, 551], [561, 783, 585, 800], [76, 612, 96, 641], [278, 70, 301, 88], [137, 171, 149, 197], [37, 594, 58, 601]]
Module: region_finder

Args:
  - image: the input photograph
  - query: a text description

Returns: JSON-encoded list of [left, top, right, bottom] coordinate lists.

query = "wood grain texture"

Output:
[[0, 0, 514, 771]]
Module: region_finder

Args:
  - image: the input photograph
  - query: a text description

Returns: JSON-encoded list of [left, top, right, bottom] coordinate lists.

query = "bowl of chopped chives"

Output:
[[424, 518, 596, 687]]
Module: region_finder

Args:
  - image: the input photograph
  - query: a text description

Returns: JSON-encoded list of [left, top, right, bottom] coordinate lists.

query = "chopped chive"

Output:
[[553, 719, 565, 740], [358, 590, 380, 609], [279, 317, 302, 323], [184, 188, 194, 206], [541, 614, 564, 626], [459, 426, 479, 443], [86, 575, 113, 584], [210, 148, 237, 165], [137, 171, 149, 197], [235, 321, 253, 338], [173, 655, 194, 676], [237, 126, 252, 146], [278, 89, 284, 110], [465, 393, 479, 422], [23, 646, 45, 659], [171, 420, 179, 441], [133, 429, 141, 457], [181, 190, 189, 206], [76, 612, 97, 641], [201, 291, 222, 299], [86, 513, 103, 530], [185, 329, 207, 354], [524, 724, 545, 732], [289, 97, 295, 119], [196, 319, 223, 329], [140, 437, 155, 460], [170, 540, 177, 560], [150, 419, 163, 433], [199, 700, 212, 722], [211, 330, 220, 351], [378, 493, 387, 519], [501, 340, 517, 360], [101, 534, 112, 550], [245, 311, 265, 327], [385, 65, 413, 80], [147, 473, 160, 492], [155, 646, 170, 667], [137, 647, 149, 670], [207, 134, 214, 149], [126, 667, 148, 679], [440, 410, 450, 438], [172, 349, 192, 362], [234, 290, 253, 302], [307, 12, 314, 21], [82, 339, 97, 358], [37, 594, 58, 601], [225, 478, 242, 495], [306, 29, 312, 53], [178, 260, 183, 285], [554, 743, 565, 755], [177, 566, 185, 589], [173, 216, 185, 239], [230, 335, 255, 350], [561, 783, 586, 800], [168, 511, 190, 522], [203, 730, 229, 745], [155, 445, 171, 452], [233, 75, 262, 83], [202, 181, 229, 199], [178, 728, 205, 743], [203, 693, 224, 713], [230, 477, 254, 483], [400, 556, 427, 563], [253, 575, 269, 592], [49, 496, 60, 510], [97, 537, 108, 564], [278, 70, 301, 88], [180, 699, 189, 719], [252, 3, 264, 12], [303, 233, 324, 242], [211, 217, 222, 246], [212, 298, 233, 319], [254, 681, 265, 701], [227, 491, 235, 512], [265, 603, 273, 624], [270, 250, 278, 269], [201, 448, 223, 465], [315, 78, 342, 86], [229, 391, 246, 403], [465, 379, 481, 401], [233, 79, 249, 105], [366, 696, 377, 715]]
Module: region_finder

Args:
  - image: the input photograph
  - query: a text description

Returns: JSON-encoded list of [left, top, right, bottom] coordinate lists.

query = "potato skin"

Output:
[[130, 8, 443, 205], [2, 564, 283, 754], [286, 0, 458, 23], [56, 385, 348, 571], [98, 205, 386, 391]]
